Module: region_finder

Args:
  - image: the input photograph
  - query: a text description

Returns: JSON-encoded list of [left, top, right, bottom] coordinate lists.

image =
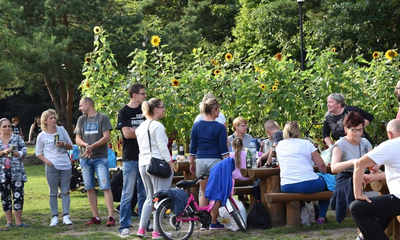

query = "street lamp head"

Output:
[[297, 0, 304, 2]]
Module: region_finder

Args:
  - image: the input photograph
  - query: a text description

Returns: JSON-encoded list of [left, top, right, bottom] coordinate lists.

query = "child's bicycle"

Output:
[[153, 173, 247, 240]]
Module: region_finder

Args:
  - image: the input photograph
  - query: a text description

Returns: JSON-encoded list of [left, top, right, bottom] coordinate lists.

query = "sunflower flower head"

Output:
[[225, 53, 233, 61], [385, 50, 398, 60], [214, 69, 221, 75], [332, 47, 336, 53], [260, 84, 266, 91], [93, 26, 101, 35], [193, 48, 197, 53], [272, 85, 277, 91], [172, 79, 179, 87], [276, 53, 282, 61], [85, 57, 91, 64], [151, 35, 161, 47], [85, 81, 90, 89], [372, 51, 379, 59], [274, 80, 279, 85]]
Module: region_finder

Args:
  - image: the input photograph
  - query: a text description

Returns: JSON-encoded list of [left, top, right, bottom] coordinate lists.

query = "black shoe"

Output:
[[131, 211, 139, 217]]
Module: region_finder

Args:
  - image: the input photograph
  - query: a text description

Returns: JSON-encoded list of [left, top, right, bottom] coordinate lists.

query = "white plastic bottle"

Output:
[[249, 140, 257, 169]]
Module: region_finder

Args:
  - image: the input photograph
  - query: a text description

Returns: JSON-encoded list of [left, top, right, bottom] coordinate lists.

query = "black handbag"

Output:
[[146, 120, 172, 178]]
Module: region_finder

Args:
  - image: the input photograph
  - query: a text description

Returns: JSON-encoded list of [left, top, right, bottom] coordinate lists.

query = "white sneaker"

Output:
[[120, 228, 131, 238], [63, 215, 73, 225], [50, 216, 58, 227]]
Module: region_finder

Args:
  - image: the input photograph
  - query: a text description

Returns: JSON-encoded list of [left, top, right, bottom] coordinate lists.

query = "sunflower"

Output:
[[372, 51, 379, 59], [276, 53, 282, 61], [272, 85, 277, 91], [211, 60, 216, 65], [214, 69, 221, 75], [255, 67, 260, 72], [225, 53, 233, 61], [151, 35, 161, 47], [85, 57, 91, 63], [85, 81, 90, 89], [385, 50, 398, 60], [260, 84, 266, 91], [332, 48, 336, 52], [193, 48, 197, 53], [172, 79, 179, 87], [93, 26, 101, 35], [274, 80, 279, 85]]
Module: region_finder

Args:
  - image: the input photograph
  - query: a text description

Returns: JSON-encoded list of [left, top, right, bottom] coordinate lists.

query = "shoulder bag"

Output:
[[146, 120, 172, 178]]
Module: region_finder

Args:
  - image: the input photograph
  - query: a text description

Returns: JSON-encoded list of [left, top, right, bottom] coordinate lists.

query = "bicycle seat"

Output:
[[176, 173, 207, 189]]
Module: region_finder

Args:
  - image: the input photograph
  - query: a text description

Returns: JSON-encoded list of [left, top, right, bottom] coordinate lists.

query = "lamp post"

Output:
[[297, 0, 305, 71]]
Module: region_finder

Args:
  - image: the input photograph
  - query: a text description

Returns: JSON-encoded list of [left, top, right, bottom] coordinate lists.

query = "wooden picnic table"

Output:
[[173, 160, 199, 201]]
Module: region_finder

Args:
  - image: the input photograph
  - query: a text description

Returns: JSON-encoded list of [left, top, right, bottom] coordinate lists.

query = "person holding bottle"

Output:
[[0, 118, 29, 228], [35, 109, 74, 226]]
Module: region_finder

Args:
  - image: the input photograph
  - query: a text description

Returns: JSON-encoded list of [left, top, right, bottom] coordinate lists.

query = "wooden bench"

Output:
[[265, 191, 333, 227], [233, 186, 255, 207]]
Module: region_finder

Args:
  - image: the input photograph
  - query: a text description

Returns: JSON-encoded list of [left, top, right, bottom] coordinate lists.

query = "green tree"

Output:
[[0, 0, 142, 135]]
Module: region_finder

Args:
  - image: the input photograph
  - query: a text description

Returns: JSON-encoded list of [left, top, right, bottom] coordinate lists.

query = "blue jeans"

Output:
[[80, 158, 111, 190], [119, 160, 146, 232], [281, 176, 329, 218]]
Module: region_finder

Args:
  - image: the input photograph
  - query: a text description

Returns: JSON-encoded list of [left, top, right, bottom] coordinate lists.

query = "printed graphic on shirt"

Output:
[[84, 122, 99, 135], [131, 114, 144, 128]]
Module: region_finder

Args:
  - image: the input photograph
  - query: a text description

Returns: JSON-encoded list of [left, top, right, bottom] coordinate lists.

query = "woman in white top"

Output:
[[276, 121, 328, 225], [194, 93, 227, 129], [35, 109, 73, 226], [135, 98, 174, 239]]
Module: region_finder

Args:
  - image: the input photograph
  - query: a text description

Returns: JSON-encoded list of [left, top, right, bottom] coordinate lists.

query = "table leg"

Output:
[[263, 175, 285, 227]]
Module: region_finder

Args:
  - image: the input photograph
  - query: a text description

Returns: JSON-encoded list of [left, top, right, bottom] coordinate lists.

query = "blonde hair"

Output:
[[41, 109, 58, 130], [232, 138, 243, 168], [232, 117, 247, 131], [142, 98, 162, 118], [199, 98, 220, 115], [283, 121, 301, 139]]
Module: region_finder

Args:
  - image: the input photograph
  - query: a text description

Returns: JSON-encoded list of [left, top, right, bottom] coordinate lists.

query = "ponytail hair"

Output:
[[232, 138, 243, 169], [142, 98, 162, 118], [199, 98, 220, 115]]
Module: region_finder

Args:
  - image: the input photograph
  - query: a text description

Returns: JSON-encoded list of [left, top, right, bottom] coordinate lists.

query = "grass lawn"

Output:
[[0, 148, 359, 239]]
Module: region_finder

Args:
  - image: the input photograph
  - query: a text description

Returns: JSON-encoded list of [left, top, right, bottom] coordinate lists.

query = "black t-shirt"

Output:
[[12, 125, 21, 135], [116, 105, 145, 161], [322, 105, 374, 143]]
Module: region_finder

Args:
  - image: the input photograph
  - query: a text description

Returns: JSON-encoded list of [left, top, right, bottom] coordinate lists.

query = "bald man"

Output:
[[349, 119, 400, 240]]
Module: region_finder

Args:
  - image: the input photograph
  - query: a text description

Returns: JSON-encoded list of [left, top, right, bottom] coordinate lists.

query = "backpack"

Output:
[[246, 200, 271, 229]]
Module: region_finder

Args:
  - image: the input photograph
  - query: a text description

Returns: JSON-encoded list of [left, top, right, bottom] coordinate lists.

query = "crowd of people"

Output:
[[1, 82, 400, 240]]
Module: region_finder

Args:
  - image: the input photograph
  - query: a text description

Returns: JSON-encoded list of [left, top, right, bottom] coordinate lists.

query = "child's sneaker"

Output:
[[152, 232, 163, 239], [209, 221, 224, 230], [137, 227, 146, 238], [200, 224, 209, 231]]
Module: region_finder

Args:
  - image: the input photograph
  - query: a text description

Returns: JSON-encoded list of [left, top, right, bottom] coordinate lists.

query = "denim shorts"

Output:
[[80, 158, 111, 190]]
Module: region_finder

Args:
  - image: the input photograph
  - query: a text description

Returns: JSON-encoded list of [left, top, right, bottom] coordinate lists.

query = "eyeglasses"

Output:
[[138, 92, 146, 95], [238, 124, 247, 128], [396, 87, 400, 90], [156, 105, 165, 109], [1, 125, 12, 128], [348, 127, 363, 133]]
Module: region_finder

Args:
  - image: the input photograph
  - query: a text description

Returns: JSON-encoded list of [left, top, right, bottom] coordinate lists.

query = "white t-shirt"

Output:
[[35, 127, 73, 170], [366, 137, 400, 199], [194, 112, 226, 125], [276, 138, 318, 186]]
